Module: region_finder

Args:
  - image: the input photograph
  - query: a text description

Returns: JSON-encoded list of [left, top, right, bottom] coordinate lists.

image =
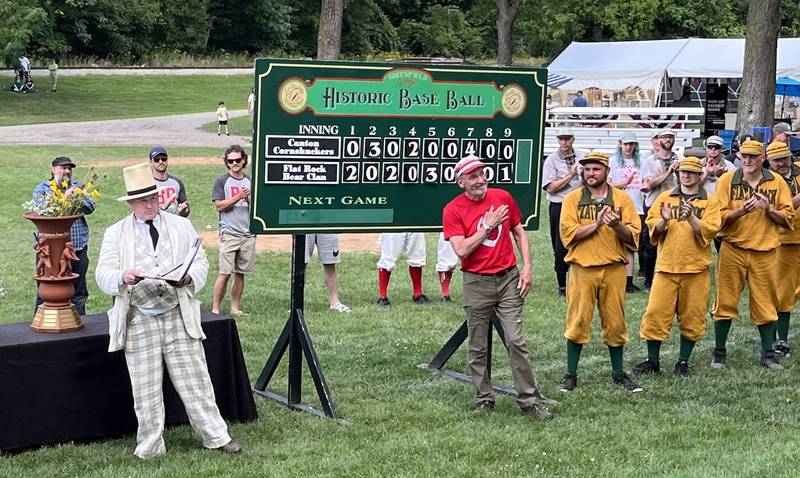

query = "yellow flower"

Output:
[[91, 190, 100, 200], [61, 179, 69, 188]]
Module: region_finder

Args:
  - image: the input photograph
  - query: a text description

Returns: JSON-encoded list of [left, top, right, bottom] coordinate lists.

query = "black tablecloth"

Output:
[[0, 311, 257, 451]]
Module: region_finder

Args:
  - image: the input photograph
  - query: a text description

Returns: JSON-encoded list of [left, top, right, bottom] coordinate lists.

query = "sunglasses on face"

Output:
[[151, 156, 168, 162], [226, 158, 243, 165], [707, 145, 722, 150]]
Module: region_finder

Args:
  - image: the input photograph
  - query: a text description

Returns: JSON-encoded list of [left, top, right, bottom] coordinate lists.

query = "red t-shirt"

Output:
[[442, 188, 521, 274]]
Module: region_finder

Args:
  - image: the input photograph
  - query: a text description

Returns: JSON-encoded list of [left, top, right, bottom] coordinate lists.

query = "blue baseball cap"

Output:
[[149, 146, 168, 160]]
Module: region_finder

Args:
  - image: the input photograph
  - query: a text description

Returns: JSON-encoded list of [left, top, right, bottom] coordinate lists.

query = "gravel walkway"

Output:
[[0, 110, 250, 147]]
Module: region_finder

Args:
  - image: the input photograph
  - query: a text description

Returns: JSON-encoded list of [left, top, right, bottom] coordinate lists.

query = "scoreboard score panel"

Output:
[[251, 59, 547, 234]]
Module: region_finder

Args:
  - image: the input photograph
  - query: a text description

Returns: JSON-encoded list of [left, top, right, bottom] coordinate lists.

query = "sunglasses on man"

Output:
[[706, 145, 722, 150], [226, 158, 243, 165], [151, 156, 168, 162]]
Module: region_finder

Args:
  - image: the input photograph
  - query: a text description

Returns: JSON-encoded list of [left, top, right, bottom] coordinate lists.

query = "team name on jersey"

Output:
[[730, 184, 777, 204], [667, 203, 706, 220], [578, 203, 619, 220]]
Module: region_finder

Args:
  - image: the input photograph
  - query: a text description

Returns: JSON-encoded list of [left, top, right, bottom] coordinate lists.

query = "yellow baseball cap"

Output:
[[766, 141, 792, 160], [579, 151, 610, 168], [678, 156, 704, 173], [739, 140, 765, 156]]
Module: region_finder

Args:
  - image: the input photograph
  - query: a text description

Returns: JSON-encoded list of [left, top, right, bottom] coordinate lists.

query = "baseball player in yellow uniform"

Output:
[[559, 151, 643, 392], [766, 142, 800, 357], [711, 140, 794, 370], [631, 157, 721, 376]]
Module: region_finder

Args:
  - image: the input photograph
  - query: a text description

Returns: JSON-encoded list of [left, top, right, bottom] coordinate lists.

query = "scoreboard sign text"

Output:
[[251, 59, 546, 234]]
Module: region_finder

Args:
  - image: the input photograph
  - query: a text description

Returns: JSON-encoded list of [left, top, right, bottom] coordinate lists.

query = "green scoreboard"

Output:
[[250, 59, 547, 234]]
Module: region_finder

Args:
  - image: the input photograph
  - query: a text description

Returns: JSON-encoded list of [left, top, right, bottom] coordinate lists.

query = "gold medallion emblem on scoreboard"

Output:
[[500, 85, 526, 118], [279, 79, 309, 113]]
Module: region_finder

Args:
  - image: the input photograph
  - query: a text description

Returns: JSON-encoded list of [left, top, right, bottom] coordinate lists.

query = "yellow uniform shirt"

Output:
[[716, 168, 794, 251], [560, 186, 640, 267], [646, 187, 722, 273], [778, 164, 800, 245]]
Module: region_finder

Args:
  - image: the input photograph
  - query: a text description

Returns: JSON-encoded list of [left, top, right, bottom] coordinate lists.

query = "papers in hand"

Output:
[[137, 238, 202, 281]]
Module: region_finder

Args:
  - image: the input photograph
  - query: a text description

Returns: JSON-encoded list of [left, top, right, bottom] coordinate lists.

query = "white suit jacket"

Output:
[[95, 211, 209, 352]]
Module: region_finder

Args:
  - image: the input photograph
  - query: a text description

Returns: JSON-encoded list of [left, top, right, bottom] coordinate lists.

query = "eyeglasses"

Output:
[[707, 145, 722, 150], [152, 156, 168, 162], [226, 158, 243, 165]]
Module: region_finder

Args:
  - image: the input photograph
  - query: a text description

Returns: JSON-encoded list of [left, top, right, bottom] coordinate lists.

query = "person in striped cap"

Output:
[[711, 140, 794, 370], [766, 141, 800, 357], [558, 151, 643, 392], [631, 157, 722, 377]]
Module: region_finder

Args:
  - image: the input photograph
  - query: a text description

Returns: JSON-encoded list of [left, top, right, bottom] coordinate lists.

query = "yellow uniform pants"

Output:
[[565, 263, 628, 347], [640, 270, 710, 342], [777, 244, 800, 313], [712, 242, 778, 325]]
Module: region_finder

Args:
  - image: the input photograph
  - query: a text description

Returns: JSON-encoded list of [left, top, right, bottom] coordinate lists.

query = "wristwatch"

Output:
[[484, 224, 493, 234]]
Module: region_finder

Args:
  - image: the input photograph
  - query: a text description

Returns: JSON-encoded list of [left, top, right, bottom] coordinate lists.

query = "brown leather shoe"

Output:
[[217, 440, 242, 454]]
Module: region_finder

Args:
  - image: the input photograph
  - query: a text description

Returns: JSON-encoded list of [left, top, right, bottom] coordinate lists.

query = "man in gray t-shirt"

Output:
[[211, 145, 256, 316], [149, 146, 190, 217]]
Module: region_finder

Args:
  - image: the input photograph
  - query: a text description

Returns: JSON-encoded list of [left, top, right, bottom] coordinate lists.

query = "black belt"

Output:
[[469, 265, 516, 277]]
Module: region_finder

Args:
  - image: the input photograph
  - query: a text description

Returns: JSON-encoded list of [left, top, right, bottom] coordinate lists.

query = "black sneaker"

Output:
[[558, 373, 577, 392], [631, 358, 661, 374], [710, 348, 726, 369], [626, 283, 641, 293], [520, 403, 554, 421], [612, 373, 643, 392], [643, 282, 652, 291], [413, 294, 431, 304], [674, 360, 691, 377], [440, 295, 452, 304], [760, 351, 784, 370], [376, 297, 391, 308], [473, 401, 494, 415], [558, 287, 566, 297], [775, 340, 791, 358]]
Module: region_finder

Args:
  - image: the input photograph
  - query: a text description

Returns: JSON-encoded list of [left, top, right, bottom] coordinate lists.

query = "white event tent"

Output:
[[548, 37, 800, 99]]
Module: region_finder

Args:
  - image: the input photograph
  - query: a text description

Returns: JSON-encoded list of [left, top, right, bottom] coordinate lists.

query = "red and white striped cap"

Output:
[[454, 154, 487, 180]]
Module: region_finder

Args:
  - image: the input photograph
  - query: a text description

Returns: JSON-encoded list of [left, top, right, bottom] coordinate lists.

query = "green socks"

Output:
[[678, 336, 695, 362], [646, 340, 662, 365], [777, 311, 791, 342], [608, 346, 624, 378], [566, 340, 583, 375], [714, 319, 732, 350], [758, 322, 777, 352]]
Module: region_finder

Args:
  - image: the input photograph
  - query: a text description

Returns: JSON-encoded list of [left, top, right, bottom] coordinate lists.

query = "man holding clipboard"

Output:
[[95, 163, 240, 458]]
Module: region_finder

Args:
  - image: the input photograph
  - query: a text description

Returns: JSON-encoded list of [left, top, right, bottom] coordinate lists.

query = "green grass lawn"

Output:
[[0, 75, 252, 126], [200, 115, 252, 137], [1, 146, 798, 477]]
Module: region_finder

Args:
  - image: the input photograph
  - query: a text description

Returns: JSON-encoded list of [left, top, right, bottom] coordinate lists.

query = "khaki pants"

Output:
[[640, 270, 710, 342], [777, 244, 800, 313], [463, 268, 539, 408], [712, 242, 778, 325], [565, 263, 628, 347]]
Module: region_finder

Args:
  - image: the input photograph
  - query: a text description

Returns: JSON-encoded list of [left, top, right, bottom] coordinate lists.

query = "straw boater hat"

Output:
[[117, 163, 159, 201], [766, 141, 792, 160], [678, 156, 704, 173], [579, 151, 610, 168], [738, 140, 765, 156]]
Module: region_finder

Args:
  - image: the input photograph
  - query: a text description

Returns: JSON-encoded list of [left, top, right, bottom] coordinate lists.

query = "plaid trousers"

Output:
[[124, 307, 231, 458]]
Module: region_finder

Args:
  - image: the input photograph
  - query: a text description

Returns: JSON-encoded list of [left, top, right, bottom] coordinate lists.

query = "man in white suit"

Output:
[[96, 163, 240, 458]]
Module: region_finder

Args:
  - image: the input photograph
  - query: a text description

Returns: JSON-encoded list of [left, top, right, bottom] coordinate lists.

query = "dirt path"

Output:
[[199, 231, 381, 253], [0, 110, 249, 147]]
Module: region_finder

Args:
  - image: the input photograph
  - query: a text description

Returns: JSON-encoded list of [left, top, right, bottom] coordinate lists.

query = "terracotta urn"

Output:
[[24, 212, 84, 332]]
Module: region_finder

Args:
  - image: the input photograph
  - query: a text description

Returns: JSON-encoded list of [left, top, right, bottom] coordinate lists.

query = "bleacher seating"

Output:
[[544, 106, 705, 156]]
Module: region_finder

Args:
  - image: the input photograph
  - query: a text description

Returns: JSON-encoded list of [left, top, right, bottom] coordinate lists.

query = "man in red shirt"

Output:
[[443, 155, 553, 420]]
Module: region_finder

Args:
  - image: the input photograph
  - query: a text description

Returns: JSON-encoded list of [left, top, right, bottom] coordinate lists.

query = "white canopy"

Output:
[[548, 38, 800, 91]]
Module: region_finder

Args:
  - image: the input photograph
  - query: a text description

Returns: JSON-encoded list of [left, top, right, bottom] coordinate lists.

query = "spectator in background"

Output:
[[216, 101, 230, 136], [19, 53, 31, 81], [608, 132, 645, 293], [572, 90, 588, 107], [149, 147, 190, 217], [700, 135, 735, 196], [48, 58, 58, 92], [772, 122, 796, 145], [247, 89, 255, 117]]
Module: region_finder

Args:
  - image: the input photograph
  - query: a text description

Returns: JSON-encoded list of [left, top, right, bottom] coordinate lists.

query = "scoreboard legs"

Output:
[[253, 235, 346, 423]]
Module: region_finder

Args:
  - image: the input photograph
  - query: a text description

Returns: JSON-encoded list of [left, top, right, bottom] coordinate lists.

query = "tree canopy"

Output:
[[2, 0, 799, 65]]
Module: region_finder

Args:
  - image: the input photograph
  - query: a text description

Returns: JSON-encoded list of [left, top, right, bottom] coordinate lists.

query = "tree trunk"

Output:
[[736, 0, 780, 137], [317, 0, 344, 61], [497, 0, 519, 66]]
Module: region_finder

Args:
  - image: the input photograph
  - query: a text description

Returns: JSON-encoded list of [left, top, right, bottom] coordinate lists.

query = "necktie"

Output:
[[145, 220, 159, 249]]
